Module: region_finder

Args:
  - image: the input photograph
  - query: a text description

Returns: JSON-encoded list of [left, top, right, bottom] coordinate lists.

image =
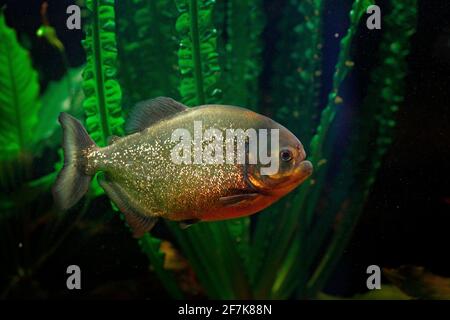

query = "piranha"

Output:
[[53, 97, 313, 237]]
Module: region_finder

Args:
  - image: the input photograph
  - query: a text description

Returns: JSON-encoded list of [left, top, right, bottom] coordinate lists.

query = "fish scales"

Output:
[[89, 106, 259, 220]]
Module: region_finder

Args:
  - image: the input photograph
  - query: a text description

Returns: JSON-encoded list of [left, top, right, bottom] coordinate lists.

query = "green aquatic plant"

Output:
[[35, 67, 85, 154], [272, 0, 323, 141], [82, 0, 184, 298], [0, 14, 94, 298], [24, 67, 86, 192], [306, 0, 418, 296], [116, 0, 179, 106], [82, 0, 124, 147], [0, 12, 46, 194], [221, 0, 265, 109], [176, 0, 221, 105], [0, 0, 417, 299], [81, 0, 124, 198], [0, 14, 41, 162]]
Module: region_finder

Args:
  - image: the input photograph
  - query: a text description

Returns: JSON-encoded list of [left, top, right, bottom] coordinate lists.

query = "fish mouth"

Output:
[[243, 160, 314, 196], [299, 160, 313, 174], [294, 160, 313, 183]]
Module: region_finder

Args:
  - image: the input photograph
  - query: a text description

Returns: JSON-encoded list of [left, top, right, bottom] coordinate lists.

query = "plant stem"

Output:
[[189, 0, 205, 105], [92, 0, 110, 145]]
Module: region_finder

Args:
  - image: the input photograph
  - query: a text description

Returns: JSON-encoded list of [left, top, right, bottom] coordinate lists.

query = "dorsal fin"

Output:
[[125, 97, 188, 134]]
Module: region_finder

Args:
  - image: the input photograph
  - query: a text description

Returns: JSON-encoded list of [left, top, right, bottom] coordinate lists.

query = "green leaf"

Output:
[[221, 0, 265, 110], [82, 0, 124, 147], [0, 13, 41, 160], [116, 0, 179, 107], [175, 0, 221, 105], [306, 0, 417, 297], [34, 66, 85, 154], [224, 217, 251, 279], [272, 0, 323, 141]]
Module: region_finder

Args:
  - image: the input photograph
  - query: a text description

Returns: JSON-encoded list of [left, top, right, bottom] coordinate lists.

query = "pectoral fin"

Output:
[[98, 174, 157, 238], [219, 193, 259, 207]]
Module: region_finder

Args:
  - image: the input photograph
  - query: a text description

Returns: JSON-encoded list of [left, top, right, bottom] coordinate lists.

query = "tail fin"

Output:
[[52, 113, 97, 210]]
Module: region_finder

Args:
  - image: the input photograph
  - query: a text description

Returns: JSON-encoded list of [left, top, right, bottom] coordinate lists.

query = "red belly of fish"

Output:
[[199, 195, 278, 221]]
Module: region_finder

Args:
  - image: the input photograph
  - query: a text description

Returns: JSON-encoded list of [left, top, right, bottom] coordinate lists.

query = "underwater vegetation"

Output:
[[0, 0, 435, 299]]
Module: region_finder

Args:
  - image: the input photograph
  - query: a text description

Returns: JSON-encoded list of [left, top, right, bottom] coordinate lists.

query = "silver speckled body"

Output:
[[85, 105, 285, 221]]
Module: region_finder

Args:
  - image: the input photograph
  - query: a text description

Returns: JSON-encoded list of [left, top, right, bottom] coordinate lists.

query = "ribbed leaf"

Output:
[[0, 14, 41, 159], [272, 0, 323, 141], [82, 0, 124, 147], [35, 66, 85, 153], [116, 0, 179, 107], [222, 0, 265, 109], [175, 0, 221, 105]]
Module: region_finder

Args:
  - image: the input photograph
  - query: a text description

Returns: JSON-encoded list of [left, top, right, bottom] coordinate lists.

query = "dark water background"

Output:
[[2, 0, 449, 298]]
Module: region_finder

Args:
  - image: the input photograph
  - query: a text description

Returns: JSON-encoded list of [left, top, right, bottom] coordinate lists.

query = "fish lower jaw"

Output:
[[298, 160, 313, 176]]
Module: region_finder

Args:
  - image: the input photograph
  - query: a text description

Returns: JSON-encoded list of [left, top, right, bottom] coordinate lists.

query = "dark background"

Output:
[[1, 0, 449, 298], [329, 0, 450, 295]]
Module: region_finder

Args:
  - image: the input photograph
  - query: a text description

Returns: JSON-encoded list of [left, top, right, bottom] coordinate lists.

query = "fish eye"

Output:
[[280, 149, 293, 162]]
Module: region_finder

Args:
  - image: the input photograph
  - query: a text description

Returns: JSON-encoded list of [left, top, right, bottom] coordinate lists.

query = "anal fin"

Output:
[[98, 174, 157, 238]]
